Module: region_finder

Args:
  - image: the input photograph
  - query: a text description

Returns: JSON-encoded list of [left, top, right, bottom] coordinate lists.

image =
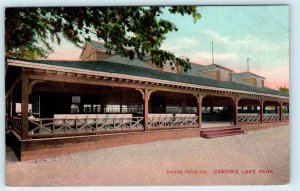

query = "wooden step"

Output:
[[201, 126, 236, 131], [200, 126, 245, 139], [200, 129, 243, 135], [202, 131, 245, 139], [201, 127, 241, 133]]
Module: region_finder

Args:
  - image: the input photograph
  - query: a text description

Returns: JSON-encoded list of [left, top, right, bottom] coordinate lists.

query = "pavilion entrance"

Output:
[[201, 95, 235, 128]]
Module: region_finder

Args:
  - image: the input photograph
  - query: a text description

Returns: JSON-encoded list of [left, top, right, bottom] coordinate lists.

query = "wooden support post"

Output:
[[197, 95, 203, 128], [21, 72, 29, 140], [10, 93, 13, 117], [5, 93, 12, 129], [144, 89, 149, 131], [279, 102, 283, 121], [7, 93, 12, 118], [233, 97, 239, 125], [275, 105, 278, 113], [136, 88, 156, 131], [12, 91, 16, 117], [100, 97, 105, 114], [260, 100, 264, 123], [119, 91, 122, 114], [182, 95, 187, 113]]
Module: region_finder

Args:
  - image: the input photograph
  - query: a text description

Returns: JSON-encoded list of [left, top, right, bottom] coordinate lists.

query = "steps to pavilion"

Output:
[[200, 126, 245, 139]]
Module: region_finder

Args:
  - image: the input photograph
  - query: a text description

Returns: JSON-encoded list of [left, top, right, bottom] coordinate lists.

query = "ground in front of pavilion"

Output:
[[5, 125, 289, 186]]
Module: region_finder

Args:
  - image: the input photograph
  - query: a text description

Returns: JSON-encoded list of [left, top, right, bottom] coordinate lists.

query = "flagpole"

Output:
[[247, 58, 249, 72]]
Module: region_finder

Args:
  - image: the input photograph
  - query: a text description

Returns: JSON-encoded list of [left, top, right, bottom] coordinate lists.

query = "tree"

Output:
[[278, 86, 289, 93], [5, 6, 201, 72]]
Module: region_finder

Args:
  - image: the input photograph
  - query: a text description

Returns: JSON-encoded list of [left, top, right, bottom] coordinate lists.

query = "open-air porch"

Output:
[[8, 83, 290, 138], [7, 81, 203, 139]]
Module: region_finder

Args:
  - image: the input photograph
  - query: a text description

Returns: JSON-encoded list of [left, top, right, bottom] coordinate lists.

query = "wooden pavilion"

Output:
[[5, 41, 289, 161]]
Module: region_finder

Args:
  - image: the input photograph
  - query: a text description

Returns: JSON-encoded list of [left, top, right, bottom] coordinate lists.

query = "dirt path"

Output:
[[6, 126, 289, 186]]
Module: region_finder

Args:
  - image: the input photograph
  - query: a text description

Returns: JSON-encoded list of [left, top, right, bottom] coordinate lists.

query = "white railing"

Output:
[[28, 116, 144, 135], [237, 113, 260, 123], [282, 113, 289, 121], [263, 113, 280, 122], [148, 114, 198, 129]]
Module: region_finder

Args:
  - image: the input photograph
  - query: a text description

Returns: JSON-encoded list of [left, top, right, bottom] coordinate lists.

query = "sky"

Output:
[[47, 5, 289, 89]]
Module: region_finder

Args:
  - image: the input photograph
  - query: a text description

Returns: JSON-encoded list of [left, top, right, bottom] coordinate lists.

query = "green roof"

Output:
[[17, 59, 288, 97], [233, 72, 266, 79]]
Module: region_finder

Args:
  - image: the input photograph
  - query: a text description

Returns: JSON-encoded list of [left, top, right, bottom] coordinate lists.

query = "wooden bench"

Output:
[[174, 114, 197, 125], [53, 114, 133, 127], [53, 114, 76, 127], [148, 113, 174, 127]]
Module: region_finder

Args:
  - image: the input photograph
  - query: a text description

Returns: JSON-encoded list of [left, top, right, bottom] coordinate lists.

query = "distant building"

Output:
[[81, 41, 268, 87]]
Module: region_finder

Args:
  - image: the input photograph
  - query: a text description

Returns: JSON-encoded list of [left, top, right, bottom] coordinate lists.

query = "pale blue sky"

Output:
[[159, 5, 289, 88], [48, 5, 289, 89]]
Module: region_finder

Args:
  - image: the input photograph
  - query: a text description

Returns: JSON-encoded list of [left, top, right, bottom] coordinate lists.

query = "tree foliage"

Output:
[[5, 6, 201, 72], [278, 86, 289, 93]]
